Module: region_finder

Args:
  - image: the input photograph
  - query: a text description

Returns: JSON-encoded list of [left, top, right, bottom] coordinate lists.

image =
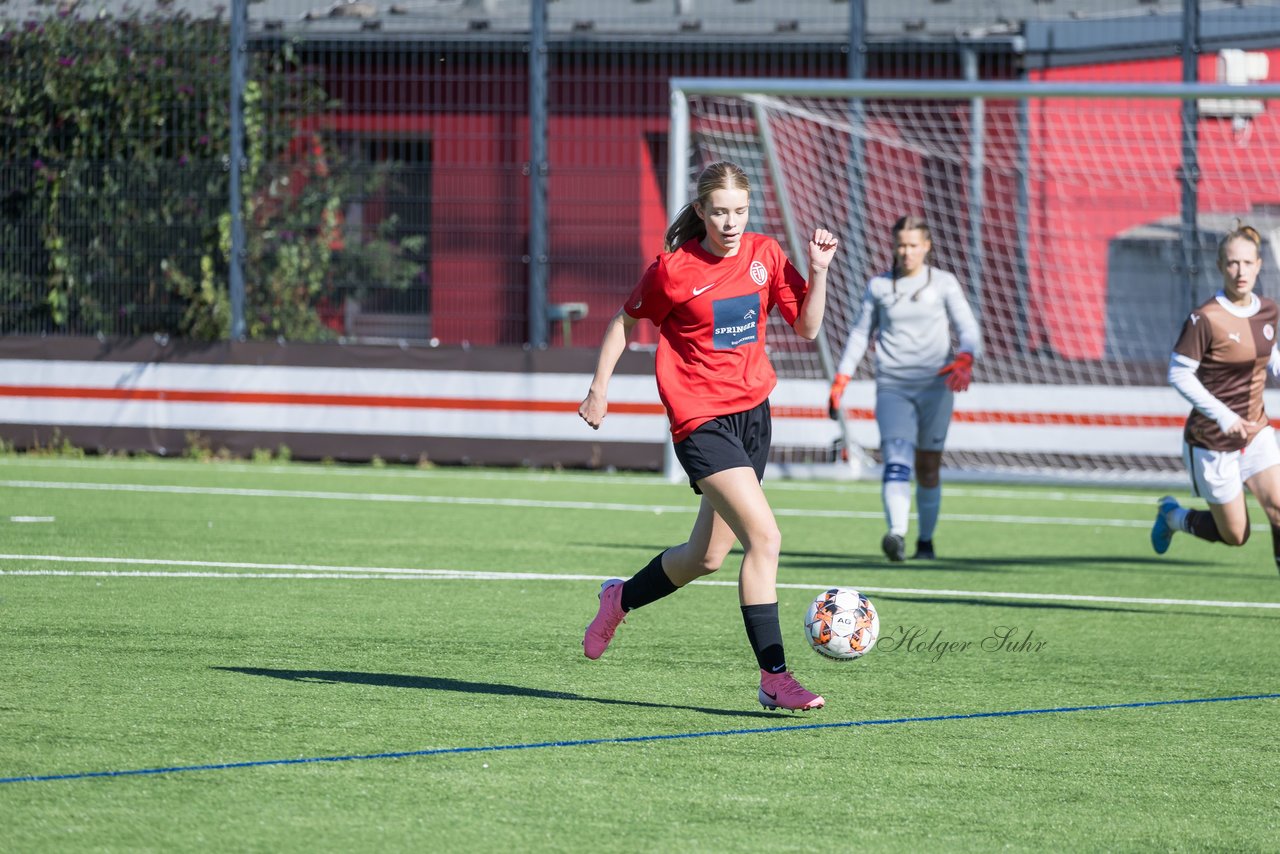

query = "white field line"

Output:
[[0, 553, 600, 579], [3, 570, 458, 581], [0, 457, 662, 487], [0, 479, 1178, 528], [0, 456, 1168, 505], [2, 554, 1279, 611], [0, 479, 694, 515]]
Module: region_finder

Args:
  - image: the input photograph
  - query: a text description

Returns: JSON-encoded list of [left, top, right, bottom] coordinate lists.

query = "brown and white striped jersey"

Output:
[[1172, 293, 1280, 451]]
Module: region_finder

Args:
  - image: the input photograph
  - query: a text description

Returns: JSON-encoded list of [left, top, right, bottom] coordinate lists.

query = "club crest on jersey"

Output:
[[713, 293, 761, 350], [1266, 323, 1275, 341], [750, 260, 768, 287]]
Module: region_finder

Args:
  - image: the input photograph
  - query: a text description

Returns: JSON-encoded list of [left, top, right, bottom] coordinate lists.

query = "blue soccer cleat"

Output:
[[1151, 495, 1181, 555]]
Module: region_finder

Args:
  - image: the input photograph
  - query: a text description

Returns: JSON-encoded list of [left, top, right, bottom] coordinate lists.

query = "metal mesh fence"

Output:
[[3, 1, 1279, 344], [1, 16, 229, 337]]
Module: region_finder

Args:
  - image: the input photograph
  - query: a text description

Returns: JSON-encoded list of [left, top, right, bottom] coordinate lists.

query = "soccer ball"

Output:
[[805, 588, 879, 661]]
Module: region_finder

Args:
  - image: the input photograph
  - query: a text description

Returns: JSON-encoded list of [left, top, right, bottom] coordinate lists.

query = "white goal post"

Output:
[[668, 78, 1280, 484]]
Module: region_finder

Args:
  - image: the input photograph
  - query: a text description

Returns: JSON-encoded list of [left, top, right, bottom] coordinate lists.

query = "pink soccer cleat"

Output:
[[758, 669, 825, 711], [583, 579, 626, 660]]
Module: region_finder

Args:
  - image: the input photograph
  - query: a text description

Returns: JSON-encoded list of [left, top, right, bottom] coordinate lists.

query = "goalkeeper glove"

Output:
[[828, 373, 851, 420], [937, 352, 974, 392]]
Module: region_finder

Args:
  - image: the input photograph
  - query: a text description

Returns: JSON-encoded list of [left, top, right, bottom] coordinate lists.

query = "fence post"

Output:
[[228, 0, 247, 340], [528, 0, 549, 347], [1180, 0, 1201, 307], [845, 0, 867, 288]]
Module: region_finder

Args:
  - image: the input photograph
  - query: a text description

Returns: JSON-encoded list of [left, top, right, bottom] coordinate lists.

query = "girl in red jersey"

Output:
[[578, 161, 839, 711], [1152, 224, 1280, 573]]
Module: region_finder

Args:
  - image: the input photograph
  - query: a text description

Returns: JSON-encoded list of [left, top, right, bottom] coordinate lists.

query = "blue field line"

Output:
[[3, 691, 1276, 786]]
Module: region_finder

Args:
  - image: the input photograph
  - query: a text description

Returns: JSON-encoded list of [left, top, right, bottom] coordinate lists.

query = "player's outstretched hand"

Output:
[[828, 373, 851, 420], [938, 352, 974, 392], [809, 228, 839, 270], [579, 389, 607, 430]]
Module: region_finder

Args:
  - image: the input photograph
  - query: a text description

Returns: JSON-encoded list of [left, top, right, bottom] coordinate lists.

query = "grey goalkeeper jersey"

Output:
[[835, 266, 982, 385]]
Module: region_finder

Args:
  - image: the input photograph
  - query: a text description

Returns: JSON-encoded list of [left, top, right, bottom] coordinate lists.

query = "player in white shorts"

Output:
[[1153, 223, 1280, 574], [828, 215, 981, 562]]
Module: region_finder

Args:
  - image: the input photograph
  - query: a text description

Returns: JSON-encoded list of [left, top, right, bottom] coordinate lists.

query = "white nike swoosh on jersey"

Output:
[[692, 283, 716, 296]]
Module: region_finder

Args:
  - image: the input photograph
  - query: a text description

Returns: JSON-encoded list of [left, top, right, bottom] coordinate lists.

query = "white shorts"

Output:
[[1183, 425, 1280, 505], [876, 380, 954, 451]]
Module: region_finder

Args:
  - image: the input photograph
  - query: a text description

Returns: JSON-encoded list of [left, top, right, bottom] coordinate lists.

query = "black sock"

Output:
[[1272, 525, 1280, 573], [1185, 509, 1224, 543], [741, 602, 786, 674], [620, 551, 678, 612]]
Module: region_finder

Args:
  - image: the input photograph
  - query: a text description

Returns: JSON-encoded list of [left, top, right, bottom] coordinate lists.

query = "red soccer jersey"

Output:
[[625, 232, 808, 441]]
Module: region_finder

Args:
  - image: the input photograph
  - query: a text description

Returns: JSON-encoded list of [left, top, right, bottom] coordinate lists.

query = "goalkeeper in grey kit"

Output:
[[827, 216, 982, 561]]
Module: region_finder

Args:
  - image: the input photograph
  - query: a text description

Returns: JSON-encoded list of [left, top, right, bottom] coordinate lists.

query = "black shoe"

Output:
[[913, 539, 936, 560], [881, 532, 906, 562]]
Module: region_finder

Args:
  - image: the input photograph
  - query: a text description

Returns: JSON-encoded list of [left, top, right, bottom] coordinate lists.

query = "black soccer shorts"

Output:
[[672, 399, 771, 494]]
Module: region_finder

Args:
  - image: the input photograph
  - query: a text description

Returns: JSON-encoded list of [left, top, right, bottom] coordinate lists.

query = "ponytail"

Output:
[[664, 204, 705, 252]]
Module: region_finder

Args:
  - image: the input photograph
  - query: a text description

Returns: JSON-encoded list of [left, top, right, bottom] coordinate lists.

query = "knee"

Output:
[[883, 462, 912, 485], [694, 552, 726, 576], [882, 439, 914, 484], [915, 451, 942, 488], [1224, 524, 1251, 547], [672, 546, 728, 578], [744, 525, 783, 563]]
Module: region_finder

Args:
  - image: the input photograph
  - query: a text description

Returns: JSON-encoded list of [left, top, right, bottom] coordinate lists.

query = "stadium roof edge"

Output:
[[1023, 11, 1280, 69], [3, 0, 1278, 68]]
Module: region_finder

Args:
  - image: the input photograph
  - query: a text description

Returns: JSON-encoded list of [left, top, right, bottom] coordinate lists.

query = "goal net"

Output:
[[669, 78, 1280, 483]]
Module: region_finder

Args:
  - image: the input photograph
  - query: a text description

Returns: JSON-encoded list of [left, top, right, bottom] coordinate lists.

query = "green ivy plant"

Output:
[[0, 11, 424, 340]]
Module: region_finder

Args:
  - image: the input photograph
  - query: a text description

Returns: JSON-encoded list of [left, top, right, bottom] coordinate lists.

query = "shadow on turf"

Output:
[[213, 667, 787, 719], [582, 542, 1009, 574], [806, 554, 1269, 583], [583, 542, 1246, 577]]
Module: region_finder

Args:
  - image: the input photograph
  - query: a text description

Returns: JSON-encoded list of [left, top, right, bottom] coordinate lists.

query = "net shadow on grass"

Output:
[[868, 594, 1280, 620], [213, 667, 784, 719], [781, 555, 1018, 573], [577, 542, 1254, 578], [779, 553, 1266, 581], [583, 542, 1019, 573]]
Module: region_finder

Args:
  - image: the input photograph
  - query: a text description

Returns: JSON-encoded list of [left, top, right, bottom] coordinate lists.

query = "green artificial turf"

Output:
[[1, 457, 1276, 851]]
